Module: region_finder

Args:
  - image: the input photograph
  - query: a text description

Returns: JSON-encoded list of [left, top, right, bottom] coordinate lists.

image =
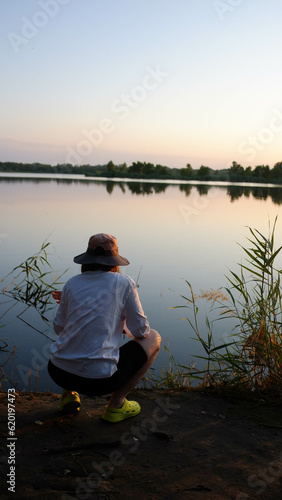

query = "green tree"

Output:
[[106, 160, 115, 173], [180, 163, 193, 178], [119, 162, 127, 173], [128, 161, 154, 176], [253, 165, 270, 180], [198, 165, 210, 178], [245, 166, 252, 178], [270, 162, 282, 180], [142, 162, 155, 176], [128, 161, 143, 175], [155, 164, 168, 177], [228, 161, 245, 180]]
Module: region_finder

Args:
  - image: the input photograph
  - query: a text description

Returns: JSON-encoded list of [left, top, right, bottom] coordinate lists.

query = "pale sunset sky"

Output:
[[1, 0, 282, 170]]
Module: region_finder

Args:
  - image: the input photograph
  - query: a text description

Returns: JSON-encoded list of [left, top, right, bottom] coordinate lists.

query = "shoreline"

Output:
[[1, 171, 282, 188]]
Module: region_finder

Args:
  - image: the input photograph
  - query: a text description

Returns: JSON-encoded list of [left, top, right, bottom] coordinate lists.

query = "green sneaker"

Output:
[[102, 399, 141, 423], [59, 390, 81, 414]]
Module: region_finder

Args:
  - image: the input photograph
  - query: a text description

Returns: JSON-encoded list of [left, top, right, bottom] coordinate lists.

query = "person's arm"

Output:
[[123, 322, 134, 338], [52, 289, 66, 335], [123, 284, 150, 338]]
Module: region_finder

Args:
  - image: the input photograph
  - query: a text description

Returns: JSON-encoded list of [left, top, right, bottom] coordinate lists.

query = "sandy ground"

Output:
[[0, 389, 282, 499]]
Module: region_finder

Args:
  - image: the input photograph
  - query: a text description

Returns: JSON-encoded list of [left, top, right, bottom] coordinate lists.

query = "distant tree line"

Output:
[[1, 160, 282, 183], [2, 174, 282, 205]]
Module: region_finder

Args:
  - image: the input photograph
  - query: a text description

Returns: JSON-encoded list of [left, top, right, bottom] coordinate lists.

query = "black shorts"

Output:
[[48, 340, 147, 396]]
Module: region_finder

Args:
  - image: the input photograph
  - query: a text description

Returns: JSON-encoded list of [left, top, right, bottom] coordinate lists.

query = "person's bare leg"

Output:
[[108, 329, 161, 408]]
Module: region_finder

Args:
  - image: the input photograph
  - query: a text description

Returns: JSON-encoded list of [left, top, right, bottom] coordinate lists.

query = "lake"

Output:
[[1, 173, 282, 392]]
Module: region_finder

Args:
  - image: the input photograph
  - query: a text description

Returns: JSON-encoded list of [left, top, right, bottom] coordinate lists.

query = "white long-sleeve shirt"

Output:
[[50, 271, 150, 378]]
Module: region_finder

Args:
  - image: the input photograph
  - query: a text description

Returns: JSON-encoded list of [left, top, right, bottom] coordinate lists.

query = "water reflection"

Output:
[[1, 176, 282, 204], [1, 173, 282, 392], [179, 184, 192, 196], [227, 185, 270, 202]]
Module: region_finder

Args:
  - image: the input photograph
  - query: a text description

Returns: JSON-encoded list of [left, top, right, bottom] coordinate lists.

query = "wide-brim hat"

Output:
[[73, 233, 130, 266]]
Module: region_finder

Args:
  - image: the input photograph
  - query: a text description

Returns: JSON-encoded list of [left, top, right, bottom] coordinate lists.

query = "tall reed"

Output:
[[173, 218, 282, 390]]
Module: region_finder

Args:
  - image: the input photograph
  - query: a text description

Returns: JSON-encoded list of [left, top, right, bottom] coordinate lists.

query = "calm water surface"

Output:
[[1, 174, 282, 391]]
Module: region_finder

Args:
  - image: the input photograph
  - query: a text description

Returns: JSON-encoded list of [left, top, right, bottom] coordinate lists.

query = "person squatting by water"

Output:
[[48, 233, 161, 422]]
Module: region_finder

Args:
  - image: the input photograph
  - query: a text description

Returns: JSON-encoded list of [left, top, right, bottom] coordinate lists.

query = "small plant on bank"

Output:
[[1, 241, 66, 332], [172, 218, 282, 391], [143, 345, 196, 390], [0, 241, 66, 382]]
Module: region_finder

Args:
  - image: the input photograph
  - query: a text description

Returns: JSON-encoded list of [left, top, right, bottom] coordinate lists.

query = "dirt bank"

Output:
[[0, 389, 282, 499]]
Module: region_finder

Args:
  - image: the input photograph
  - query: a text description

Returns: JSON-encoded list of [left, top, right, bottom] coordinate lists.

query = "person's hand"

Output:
[[52, 290, 62, 304]]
